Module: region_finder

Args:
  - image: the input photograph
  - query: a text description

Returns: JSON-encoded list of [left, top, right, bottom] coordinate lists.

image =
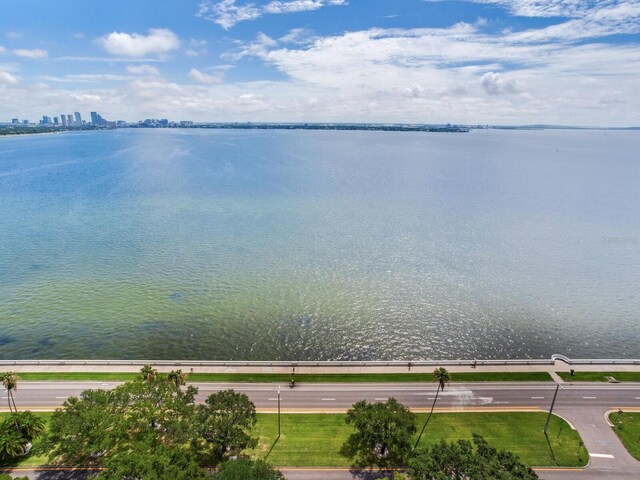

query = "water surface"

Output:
[[0, 129, 638, 359]]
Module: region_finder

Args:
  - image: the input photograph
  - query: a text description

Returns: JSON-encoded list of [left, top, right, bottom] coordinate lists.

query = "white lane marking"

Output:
[[374, 398, 388, 401], [101, 383, 110, 386], [583, 396, 597, 399], [322, 398, 336, 401], [267, 398, 278, 401], [55, 396, 68, 399], [494, 401, 510, 404], [635, 397, 640, 400], [590, 453, 615, 459], [531, 396, 545, 399]]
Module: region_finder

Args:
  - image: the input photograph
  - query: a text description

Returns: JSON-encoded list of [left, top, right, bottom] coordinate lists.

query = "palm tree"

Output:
[[168, 369, 187, 389], [140, 365, 158, 383], [0, 423, 26, 460], [15, 411, 45, 442], [414, 367, 451, 449], [0, 372, 20, 431]]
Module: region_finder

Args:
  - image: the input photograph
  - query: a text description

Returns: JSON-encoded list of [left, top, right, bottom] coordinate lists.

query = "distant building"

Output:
[[180, 121, 194, 127], [42, 115, 52, 125], [90, 111, 99, 124], [67, 114, 74, 126], [11, 118, 19, 124], [74, 112, 82, 126], [22, 120, 29, 125], [61, 115, 67, 127], [53, 116, 59, 125]]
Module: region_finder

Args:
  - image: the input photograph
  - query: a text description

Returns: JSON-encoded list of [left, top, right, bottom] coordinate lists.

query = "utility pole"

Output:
[[277, 385, 281, 439], [544, 383, 561, 435]]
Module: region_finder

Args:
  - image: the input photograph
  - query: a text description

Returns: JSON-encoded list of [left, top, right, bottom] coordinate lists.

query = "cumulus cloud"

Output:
[[98, 28, 180, 57], [481, 71, 521, 94], [198, 0, 348, 29], [13, 48, 48, 58], [127, 64, 160, 76], [0, 71, 19, 84], [188, 68, 224, 84]]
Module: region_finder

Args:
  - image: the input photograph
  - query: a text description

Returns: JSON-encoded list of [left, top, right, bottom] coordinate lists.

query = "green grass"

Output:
[[13, 371, 552, 383], [610, 412, 640, 461], [2, 411, 586, 468], [251, 412, 586, 467], [556, 371, 640, 382], [0, 413, 52, 468]]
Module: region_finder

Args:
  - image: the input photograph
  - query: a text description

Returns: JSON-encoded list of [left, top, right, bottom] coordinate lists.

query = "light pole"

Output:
[[544, 382, 561, 435], [277, 385, 281, 439]]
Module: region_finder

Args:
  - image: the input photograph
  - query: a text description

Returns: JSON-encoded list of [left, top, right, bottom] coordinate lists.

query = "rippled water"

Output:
[[0, 128, 639, 360]]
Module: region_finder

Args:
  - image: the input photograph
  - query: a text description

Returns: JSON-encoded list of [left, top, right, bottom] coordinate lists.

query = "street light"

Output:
[[277, 385, 281, 439], [544, 382, 561, 435]]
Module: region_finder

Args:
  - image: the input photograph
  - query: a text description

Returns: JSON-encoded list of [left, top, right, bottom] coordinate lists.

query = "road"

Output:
[[2, 380, 640, 479]]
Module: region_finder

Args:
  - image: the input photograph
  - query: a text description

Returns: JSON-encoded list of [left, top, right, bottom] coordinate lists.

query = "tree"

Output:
[[46, 369, 198, 466], [213, 459, 285, 480], [168, 369, 187, 388], [0, 372, 20, 431], [0, 420, 26, 461], [15, 411, 45, 443], [414, 367, 451, 449], [340, 398, 416, 468], [140, 364, 158, 383], [192, 390, 258, 465], [97, 445, 208, 480], [408, 434, 539, 480]]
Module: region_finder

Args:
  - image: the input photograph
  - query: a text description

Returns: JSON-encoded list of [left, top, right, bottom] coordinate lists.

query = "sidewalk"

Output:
[[1, 358, 639, 375]]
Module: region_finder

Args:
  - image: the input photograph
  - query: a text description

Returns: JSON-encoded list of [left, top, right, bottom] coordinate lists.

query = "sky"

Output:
[[1, 0, 639, 126]]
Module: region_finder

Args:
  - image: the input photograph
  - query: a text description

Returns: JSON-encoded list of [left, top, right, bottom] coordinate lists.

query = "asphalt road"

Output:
[[2, 380, 640, 479], [4, 380, 640, 411]]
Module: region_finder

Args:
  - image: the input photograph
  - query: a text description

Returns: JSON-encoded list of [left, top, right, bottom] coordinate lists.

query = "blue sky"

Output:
[[1, 0, 639, 125]]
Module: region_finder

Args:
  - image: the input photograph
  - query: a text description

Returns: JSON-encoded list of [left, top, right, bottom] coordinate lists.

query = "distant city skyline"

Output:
[[1, 0, 639, 126]]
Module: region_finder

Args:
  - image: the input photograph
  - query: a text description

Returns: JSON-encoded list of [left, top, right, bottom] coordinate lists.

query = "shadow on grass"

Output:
[[544, 433, 558, 465], [264, 435, 280, 461]]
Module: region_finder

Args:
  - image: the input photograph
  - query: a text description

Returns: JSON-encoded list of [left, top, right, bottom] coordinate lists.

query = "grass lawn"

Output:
[[610, 411, 640, 460], [251, 412, 587, 468], [556, 371, 640, 382], [13, 371, 552, 383], [2, 411, 586, 469], [0, 413, 52, 468]]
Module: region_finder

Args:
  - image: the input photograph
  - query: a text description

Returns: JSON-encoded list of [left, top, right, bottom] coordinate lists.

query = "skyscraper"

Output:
[[67, 114, 74, 126], [90, 112, 98, 125], [54, 117, 59, 125], [61, 115, 67, 127], [74, 112, 82, 126]]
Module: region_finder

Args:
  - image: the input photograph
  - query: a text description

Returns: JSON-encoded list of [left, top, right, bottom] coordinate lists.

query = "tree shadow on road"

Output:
[[36, 470, 96, 480], [348, 468, 401, 479]]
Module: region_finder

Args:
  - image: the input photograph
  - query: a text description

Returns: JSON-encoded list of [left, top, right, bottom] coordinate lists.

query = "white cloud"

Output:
[[480, 71, 521, 94], [57, 56, 164, 63], [98, 28, 180, 57], [127, 64, 160, 76], [0, 46, 6, 55], [185, 38, 208, 57], [13, 48, 48, 58], [189, 68, 224, 84], [38, 74, 133, 83], [5, 32, 24, 39], [198, 0, 348, 29], [0, 71, 19, 84]]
